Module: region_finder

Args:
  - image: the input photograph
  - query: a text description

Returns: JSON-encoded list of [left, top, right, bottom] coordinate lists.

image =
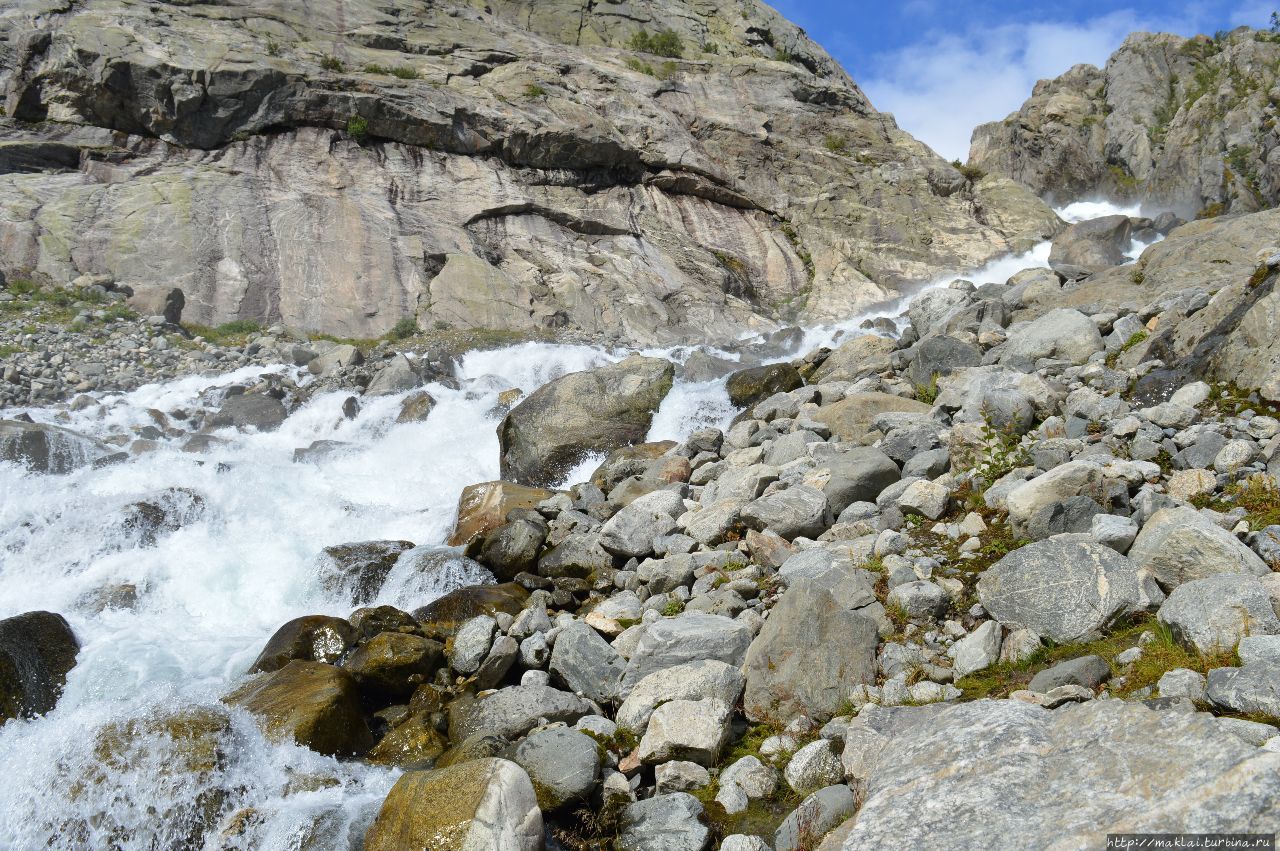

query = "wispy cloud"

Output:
[[855, 5, 1273, 161]]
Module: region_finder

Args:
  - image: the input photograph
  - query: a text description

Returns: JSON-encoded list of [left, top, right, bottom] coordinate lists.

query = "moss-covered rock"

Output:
[[726, 363, 804, 409], [413, 583, 529, 639], [224, 660, 373, 756], [367, 710, 448, 768], [249, 615, 357, 673], [364, 758, 541, 851], [342, 632, 444, 698]]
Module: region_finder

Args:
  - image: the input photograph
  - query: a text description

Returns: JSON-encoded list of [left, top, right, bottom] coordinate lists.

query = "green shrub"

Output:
[[951, 159, 986, 181], [346, 115, 369, 140], [215, 319, 262, 336], [523, 83, 548, 98], [266, 40, 281, 57], [320, 55, 344, 72], [822, 133, 848, 155], [1196, 201, 1227, 219], [388, 317, 418, 341], [629, 28, 683, 58]]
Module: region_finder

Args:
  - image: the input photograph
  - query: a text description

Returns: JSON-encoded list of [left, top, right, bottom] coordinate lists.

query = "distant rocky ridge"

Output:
[[970, 27, 1280, 217], [0, 0, 1061, 344]]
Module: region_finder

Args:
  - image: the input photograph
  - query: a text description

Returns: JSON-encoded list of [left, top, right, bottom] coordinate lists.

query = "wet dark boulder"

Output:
[[0, 611, 80, 723]]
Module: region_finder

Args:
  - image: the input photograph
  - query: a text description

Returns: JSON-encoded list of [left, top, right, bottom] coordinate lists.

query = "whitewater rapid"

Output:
[[0, 202, 1151, 849]]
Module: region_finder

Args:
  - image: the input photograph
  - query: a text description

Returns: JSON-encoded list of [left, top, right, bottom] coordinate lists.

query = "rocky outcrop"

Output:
[[0, 0, 1060, 344], [843, 700, 1280, 846], [970, 28, 1280, 216]]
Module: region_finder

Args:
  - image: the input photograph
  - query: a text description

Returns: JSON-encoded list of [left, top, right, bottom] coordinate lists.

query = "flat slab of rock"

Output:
[[977, 539, 1162, 642], [811, 393, 932, 444], [619, 613, 752, 698], [616, 659, 745, 734], [744, 581, 877, 722], [842, 699, 1280, 847], [448, 683, 594, 741], [364, 758, 541, 851]]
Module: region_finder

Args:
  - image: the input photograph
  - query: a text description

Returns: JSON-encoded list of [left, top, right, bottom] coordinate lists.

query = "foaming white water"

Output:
[[1058, 199, 1144, 222]]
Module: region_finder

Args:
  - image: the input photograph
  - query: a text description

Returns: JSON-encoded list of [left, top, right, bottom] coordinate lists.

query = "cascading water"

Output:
[[0, 202, 1157, 849]]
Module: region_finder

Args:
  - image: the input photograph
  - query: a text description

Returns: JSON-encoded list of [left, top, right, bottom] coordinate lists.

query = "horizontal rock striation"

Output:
[[0, 0, 1060, 342]]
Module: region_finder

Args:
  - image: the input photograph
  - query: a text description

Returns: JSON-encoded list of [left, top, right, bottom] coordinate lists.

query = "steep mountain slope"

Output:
[[970, 27, 1280, 217], [0, 0, 1060, 343]]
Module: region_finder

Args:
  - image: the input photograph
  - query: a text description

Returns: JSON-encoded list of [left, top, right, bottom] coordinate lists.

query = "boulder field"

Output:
[[10, 203, 1280, 847]]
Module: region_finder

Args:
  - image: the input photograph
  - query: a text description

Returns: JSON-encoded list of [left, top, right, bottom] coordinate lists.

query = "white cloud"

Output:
[[855, 6, 1264, 162]]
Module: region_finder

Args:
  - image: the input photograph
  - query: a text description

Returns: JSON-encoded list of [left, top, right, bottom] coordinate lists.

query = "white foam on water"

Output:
[[0, 197, 1161, 848]]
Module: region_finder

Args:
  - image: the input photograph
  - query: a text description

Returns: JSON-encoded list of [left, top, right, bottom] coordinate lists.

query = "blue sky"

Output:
[[770, 1, 1277, 160]]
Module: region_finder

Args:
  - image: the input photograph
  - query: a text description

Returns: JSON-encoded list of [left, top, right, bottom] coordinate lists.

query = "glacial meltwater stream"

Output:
[[0, 204, 1151, 849]]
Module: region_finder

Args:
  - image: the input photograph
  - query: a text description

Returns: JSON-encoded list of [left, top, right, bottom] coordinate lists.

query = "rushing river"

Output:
[[0, 203, 1148, 849]]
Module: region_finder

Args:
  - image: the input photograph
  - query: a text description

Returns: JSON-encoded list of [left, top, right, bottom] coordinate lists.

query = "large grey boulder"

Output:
[[717, 755, 778, 814], [821, 447, 901, 515], [618, 792, 711, 851], [548, 621, 626, 703], [599, 489, 685, 558], [998, 308, 1105, 369], [619, 614, 752, 697], [907, 334, 982, 386], [1003, 460, 1105, 534], [809, 335, 897, 384], [449, 684, 594, 742], [207, 393, 288, 432], [498, 356, 674, 487], [740, 485, 831, 540], [512, 727, 600, 810], [364, 354, 422, 396], [744, 582, 878, 722], [616, 659, 745, 733], [0, 611, 80, 722], [841, 699, 1280, 847], [1047, 215, 1133, 277], [1129, 507, 1270, 590], [0, 420, 111, 474], [1157, 574, 1280, 655], [637, 698, 732, 766], [976, 539, 1162, 642], [1207, 663, 1280, 718]]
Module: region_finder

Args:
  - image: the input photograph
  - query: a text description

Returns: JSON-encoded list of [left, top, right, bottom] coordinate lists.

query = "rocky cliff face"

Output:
[[970, 28, 1280, 217], [0, 0, 1060, 343]]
